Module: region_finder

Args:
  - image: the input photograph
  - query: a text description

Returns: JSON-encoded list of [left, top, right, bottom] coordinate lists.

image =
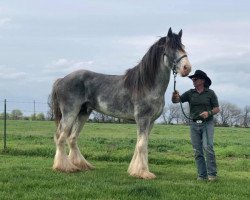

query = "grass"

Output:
[[0, 120, 250, 200]]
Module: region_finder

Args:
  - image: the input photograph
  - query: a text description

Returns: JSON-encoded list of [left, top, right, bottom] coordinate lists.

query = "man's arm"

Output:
[[211, 107, 220, 115], [200, 107, 220, 119]]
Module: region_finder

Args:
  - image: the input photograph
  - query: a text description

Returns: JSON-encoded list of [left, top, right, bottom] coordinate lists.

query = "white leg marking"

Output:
[[68, 114, 94, 170], [53, 131, 80, 172], [68, 136, 94, 170], [128, 126, 156, 179]]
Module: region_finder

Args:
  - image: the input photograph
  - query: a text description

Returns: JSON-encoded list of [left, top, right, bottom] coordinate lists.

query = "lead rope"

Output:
[[172, 53, 194, 121], [173, 72, 192, 121]]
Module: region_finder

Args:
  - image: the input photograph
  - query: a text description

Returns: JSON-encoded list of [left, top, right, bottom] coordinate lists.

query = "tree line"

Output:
[[1, 99, 249, 127], [162, 101, 250, 127], [0, 109, 46, 121]]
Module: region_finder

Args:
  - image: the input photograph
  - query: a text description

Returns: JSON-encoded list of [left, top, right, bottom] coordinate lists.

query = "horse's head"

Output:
[[163, 28, 191, 77]]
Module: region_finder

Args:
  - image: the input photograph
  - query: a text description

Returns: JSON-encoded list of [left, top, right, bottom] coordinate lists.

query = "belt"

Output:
[[193, 119, 204, 124]]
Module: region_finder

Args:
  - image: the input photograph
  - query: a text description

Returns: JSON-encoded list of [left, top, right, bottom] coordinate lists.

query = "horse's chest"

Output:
[[151, 98, 165, 116], [135, 96, 164, 118]]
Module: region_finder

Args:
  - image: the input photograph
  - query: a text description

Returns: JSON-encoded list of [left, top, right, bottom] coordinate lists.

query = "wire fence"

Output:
[[1, 98, 249, 151], [0, 99, 54, 151], [0, 99, 131, 151], [0, 99, 50, 119]]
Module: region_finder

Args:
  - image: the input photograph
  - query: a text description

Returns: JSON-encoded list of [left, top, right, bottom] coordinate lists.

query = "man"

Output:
[[172, 70, 220, 181]]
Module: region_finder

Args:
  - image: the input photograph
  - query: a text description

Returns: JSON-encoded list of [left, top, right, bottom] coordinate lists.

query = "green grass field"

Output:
[[0, 120, 249, 200]]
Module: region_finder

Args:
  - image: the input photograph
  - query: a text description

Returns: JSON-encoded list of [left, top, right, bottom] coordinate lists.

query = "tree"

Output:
[[30, 114, 36, 121], [217, 101, 232, 126], [228, 105, 242, 126], [47, 94, 54, 120], [242, 106, 250, 127], [179, 103, 190, 124], [36, 113, 45, 121], [161, 107, 169, 124], [162, 104, 183, 124], [0, 112, 10, 120], [91, 111, 115, 123], [217, 101, 243, 126], [11, 109, 23, 120]]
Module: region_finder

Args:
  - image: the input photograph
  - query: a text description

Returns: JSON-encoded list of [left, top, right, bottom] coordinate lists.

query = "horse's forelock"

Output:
[[166, 34, 185, 52]]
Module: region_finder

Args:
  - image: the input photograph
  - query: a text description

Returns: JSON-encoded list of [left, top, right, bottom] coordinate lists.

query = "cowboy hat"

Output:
[[188, 70, 212, 86]]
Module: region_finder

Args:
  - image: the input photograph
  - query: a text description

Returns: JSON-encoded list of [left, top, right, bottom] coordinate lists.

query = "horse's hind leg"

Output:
[[53, 115, 80, 172], [68, 112, 94, 170]]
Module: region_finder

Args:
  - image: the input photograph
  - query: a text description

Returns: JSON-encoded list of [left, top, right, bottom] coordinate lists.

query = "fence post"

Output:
[[33, 100, 36, 120], [4, 99, 7, 150]]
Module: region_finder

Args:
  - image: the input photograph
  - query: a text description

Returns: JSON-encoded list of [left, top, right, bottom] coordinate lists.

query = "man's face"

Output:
[[192, 77, 205, 87]]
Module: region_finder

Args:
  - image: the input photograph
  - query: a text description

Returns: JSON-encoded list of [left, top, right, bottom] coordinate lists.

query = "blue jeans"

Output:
[[190, 120, 217, 178]]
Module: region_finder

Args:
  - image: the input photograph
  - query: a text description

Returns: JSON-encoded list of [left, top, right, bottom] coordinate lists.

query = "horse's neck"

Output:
[[153, 63, 171, 95]]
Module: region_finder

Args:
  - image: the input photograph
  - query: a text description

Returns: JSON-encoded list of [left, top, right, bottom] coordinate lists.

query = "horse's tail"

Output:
[[51, 78, 62, 126]]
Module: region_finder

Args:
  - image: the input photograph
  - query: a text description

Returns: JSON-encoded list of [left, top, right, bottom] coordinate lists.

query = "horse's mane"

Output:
[[124, 34, 185, 92]]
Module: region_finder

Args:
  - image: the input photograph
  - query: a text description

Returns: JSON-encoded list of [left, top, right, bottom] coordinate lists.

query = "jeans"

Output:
[[190, 120, 217, 178]]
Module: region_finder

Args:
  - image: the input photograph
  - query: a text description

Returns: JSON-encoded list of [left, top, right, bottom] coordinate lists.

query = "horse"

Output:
[[51, 28, 191, 179]]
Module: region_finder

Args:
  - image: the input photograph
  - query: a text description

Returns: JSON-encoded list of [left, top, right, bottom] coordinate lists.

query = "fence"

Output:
[[1, 99, 52, 151], [0, 98, 130, 151], [1, 99, 50, 118], [2, 98, 249, 151]]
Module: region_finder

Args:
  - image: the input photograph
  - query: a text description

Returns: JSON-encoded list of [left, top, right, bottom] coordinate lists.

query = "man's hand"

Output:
[[199, 111, 209, 119], [172, 90, 180, 103]]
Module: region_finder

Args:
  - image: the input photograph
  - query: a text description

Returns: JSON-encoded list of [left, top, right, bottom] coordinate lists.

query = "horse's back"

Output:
[[53, 69, 135, 118]]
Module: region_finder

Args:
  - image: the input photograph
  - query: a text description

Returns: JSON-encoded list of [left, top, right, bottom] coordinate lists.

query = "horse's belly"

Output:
[[95, 96, 134, 119]]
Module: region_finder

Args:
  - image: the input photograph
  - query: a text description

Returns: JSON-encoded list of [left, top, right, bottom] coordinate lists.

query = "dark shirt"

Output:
[[180, 88, 219, 121]]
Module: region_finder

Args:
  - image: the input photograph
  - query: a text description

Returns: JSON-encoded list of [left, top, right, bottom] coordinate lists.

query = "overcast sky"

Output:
[[1, 0, 250, 114]]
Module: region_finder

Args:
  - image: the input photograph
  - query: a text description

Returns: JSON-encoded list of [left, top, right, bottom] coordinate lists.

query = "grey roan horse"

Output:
[[51, 28, 191, 179]]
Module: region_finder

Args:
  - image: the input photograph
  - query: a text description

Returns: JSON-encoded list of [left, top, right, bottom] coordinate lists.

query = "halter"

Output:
[[162, 46, 188, 90], [172, 54, 187, 91]]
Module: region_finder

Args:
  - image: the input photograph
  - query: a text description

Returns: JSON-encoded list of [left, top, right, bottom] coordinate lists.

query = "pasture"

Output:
[[0, 121, 249, 200]]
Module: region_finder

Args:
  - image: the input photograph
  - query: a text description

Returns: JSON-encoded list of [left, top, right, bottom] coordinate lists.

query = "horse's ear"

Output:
[[167, 28, 173, 38], [178, 29, 183, 38]]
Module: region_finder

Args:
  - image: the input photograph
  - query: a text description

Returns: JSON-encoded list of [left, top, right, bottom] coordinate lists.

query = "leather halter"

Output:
[[172, 54, 187, 91], [163, 48, 188, 90], [172, 54, 187, 75]]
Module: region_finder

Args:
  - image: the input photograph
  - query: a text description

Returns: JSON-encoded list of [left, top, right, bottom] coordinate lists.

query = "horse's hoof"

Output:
[[129, 171, 156, 179], [53, 163, 81, 173], [141, 171, 156, 179], [73, 162, 95, 170]]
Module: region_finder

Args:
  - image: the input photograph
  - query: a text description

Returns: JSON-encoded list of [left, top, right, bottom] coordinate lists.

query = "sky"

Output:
[[0, 0, 250, 115]]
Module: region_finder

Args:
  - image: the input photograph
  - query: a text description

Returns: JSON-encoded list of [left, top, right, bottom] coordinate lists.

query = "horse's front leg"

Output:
[[128, 118, 155, 179]]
